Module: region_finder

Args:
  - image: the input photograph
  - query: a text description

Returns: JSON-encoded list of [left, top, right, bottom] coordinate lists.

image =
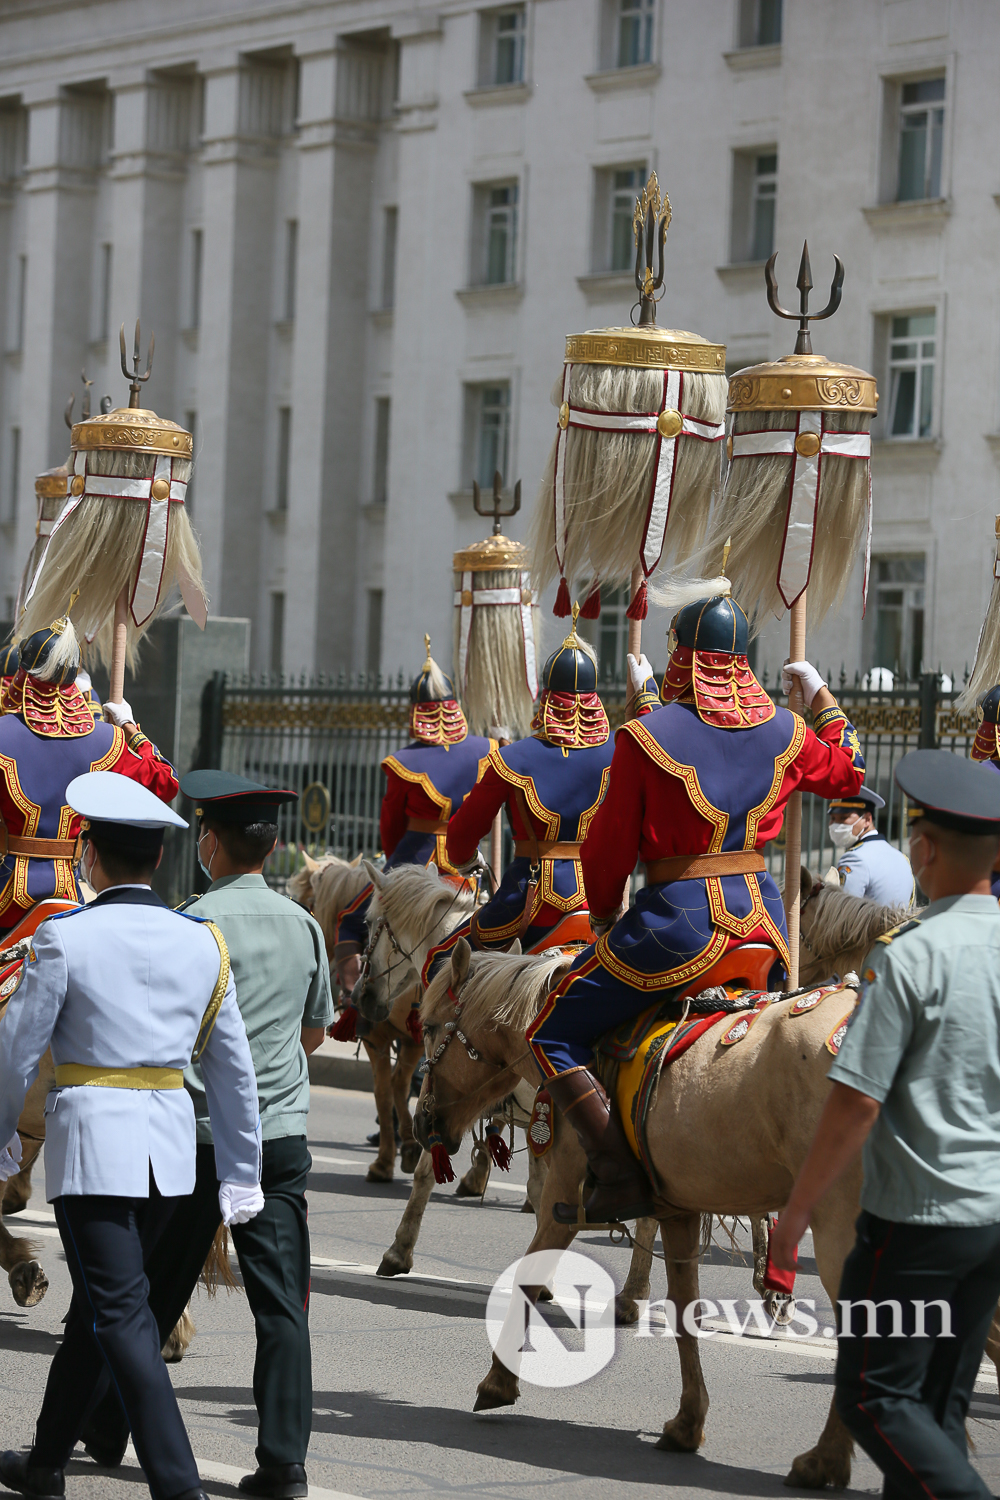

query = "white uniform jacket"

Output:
[[836, 830, 915, 908], [0, 886, 262, 1199]]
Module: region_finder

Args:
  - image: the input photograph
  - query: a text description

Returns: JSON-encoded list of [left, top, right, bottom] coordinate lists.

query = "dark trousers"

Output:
[[33, 1174, 200, 1500], [835, 1210, 1000, 1500], [87, 1136, 313, 1469]]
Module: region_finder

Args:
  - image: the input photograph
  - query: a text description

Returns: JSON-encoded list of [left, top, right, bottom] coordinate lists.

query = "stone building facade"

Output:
[[0, 0, 997, 685]]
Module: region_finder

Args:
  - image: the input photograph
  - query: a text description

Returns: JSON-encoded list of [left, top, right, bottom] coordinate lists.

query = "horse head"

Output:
[[414, 936, 573, 1154], [798, 865, 907, 988]]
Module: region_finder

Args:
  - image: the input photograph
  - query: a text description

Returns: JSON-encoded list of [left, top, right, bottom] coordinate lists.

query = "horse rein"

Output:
[[421, 979, 533, 1125]]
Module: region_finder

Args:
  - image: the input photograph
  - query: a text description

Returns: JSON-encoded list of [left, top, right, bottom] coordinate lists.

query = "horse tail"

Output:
[[200, 1223, 240, 1297]]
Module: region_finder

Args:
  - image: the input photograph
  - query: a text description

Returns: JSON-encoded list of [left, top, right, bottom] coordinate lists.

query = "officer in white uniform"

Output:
[[0, 772, 263, 1500], [829, 785, 915, 907]]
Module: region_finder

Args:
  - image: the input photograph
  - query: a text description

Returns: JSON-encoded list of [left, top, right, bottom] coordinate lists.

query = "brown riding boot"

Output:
[[547, 1067, 655, 1225]]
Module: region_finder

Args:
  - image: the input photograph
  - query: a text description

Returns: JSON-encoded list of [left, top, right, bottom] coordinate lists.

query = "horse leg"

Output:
[[751, 1215, 768, 1296], [377, 1149, 434, 1277], [455, 1129, 492, 1199], [655, 1211, 709, 1453], [1, 1132, 43, 1216], [0, 1213, 48, 1308], [162, 1304, 197, 1363], [987, 1305, 1000, 1399], [473, 1136, 585, 1412], [393, 1042, 422, 1175], [785, 1179, 857, 1489], [524, 1144, 548, 1217], [0, 1053, 52, 1305], [364, 1038, 396, 1183], [615, 1217, 657, 1326]]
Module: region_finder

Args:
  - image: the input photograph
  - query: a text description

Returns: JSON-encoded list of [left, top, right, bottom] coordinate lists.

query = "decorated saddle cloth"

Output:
[[598, 982, 854, 1184]]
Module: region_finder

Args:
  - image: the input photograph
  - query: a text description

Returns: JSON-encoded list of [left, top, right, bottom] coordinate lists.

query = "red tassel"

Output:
[[579, 582, 601, 620], [405, 1006, 423, 1044], [764, 1215, 798, 1294], [625, 579, 648, 621], [329, 1005, 358, 1043], [553, 578, 572, 617], [429, 1135, 455, 1184], [485, 1123, 511, 1171]]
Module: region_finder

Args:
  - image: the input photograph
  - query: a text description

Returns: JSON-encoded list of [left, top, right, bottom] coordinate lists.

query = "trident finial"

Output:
[[64, 369, 95, 429], [472, 470, 522, 536], [120, 320, 155, 409], [632, 170, 671, 328], [765, 241, 844, 355]]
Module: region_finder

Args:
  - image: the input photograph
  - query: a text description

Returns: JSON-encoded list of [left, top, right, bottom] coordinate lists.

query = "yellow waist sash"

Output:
[[54, 1065, 184, 1091]]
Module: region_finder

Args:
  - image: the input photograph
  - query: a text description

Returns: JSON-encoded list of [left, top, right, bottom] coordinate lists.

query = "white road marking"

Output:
[[125, 1445, 368, 1500]]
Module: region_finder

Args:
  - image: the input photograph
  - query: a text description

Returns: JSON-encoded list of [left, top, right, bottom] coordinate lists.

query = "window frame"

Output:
[[728, 145, 778, 265], [477, 5, 527, 88], [896, 76, 945, 203], [864, 554, 927, 679], [470, 178, 520, 288], [736, 0, 783, 49], [283, 218, 298, 322], [372, 396, 391, 505], [380, 205, 398, 310], [463, 380, 513, 493], [875, 64, 951, 207], [275, 405, 292, 511], [615, 0, 656, 69], [878, 308, 938, 442]]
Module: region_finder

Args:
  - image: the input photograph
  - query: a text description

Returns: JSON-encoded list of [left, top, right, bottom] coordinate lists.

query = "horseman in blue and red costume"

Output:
[[333, 637, 494, 1000], [0, 615, 178, 938], [526, 586, 865, 1225], [423, 608, 615, 977], [971, 683, 1000, 900]]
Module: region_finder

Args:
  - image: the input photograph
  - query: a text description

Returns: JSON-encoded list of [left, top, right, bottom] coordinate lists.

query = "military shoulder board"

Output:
[[174, 894, 201, 913], [875, 918, 922, 947]]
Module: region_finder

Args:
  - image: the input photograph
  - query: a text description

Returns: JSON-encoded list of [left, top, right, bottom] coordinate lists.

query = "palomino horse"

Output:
[[417, 931, 868, 1490], [289, 852, 428, 1181]]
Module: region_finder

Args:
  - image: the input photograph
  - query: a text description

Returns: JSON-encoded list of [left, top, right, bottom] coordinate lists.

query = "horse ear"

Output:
[[363, 858, 386, 891], [349, 852, 364, 868], [547, 954, 574, 991], [507, 938, 522, 956], [800, 866, 816, 901], [451, 937, 472, 986], [301, 850, 319, 873]]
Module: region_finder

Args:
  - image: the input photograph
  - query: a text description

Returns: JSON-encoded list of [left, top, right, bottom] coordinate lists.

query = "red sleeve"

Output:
[[446, 765, 510, 867], [379, 769, 409, 858], [111, 729, 179, 802], [580, 732, 645, 919], [787, 717, 864, 801]]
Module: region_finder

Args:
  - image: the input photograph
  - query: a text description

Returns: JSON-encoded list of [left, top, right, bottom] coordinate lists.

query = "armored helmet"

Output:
[[410, 634, 457, 704], [672, 594, 750, 657], [972, 685, 1000, 763], [540, 633, 598, 696], [19, 618, 80, 684], [0, 642, 19, 677]]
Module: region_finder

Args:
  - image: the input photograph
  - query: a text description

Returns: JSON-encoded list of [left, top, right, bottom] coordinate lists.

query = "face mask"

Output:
[[80, 842, 96, 887], [198, 831, 216, 882], [909, 832, 930, 896], [829, 822, 860, 850]]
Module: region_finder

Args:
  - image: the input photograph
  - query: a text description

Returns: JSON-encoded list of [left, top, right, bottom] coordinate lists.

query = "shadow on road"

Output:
[[0, 1320, 61, 1356]]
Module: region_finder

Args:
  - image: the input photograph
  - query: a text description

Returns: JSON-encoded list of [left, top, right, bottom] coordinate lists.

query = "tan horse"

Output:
[[417, 939, 866, 1488]]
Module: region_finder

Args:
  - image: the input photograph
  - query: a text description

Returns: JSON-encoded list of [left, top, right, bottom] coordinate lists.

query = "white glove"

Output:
[[103, 699, 134, 728], [781, 660, 825, 708], [627, 653, 654, 693], [0, 1132, 23, 1183], [219, 1181, 264, 1226], [457, 850, 486, 877]]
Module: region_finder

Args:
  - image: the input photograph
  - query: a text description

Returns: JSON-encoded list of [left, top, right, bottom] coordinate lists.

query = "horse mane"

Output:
[[423, 948, 569, 1036], [368, 862, 478, 941], [803, 880, 907, 962], [287, 855, 370, 943]]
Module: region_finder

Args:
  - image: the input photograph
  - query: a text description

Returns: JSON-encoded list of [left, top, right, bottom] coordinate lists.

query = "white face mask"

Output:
[[197, 830, 216, 882], [829, 821, 861, 850], [80, 841, 97, 887]]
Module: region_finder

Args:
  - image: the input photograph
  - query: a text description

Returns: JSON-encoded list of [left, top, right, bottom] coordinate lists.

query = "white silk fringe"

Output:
[[959, 576, 1000, 710], [32, 617, 81, 682], [647, 574, 732, 615], [452, 568, 541, 740], [14, 449, 205, 671], [527, 365, 727, 595]]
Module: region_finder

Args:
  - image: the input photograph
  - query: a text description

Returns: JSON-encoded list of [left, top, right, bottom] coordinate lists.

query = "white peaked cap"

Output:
[[66, 770, 188, 830]]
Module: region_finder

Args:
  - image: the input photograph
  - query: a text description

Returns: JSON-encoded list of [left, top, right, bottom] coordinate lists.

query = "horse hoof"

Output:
[[454, 1179, 484, 1199], [766, 1292, 796, 1325], [399, 1144, 421, 1174], [376, 1253, 411, 1278], [473, 1376, 518, 1411], [9, 1260, 48, 1308], [614, 1294, 639, 1326], [537, 1285, 553, 1303], [655, 1417, 704, 1453], [519, 1198, 534, 1214], [785, 1448, 851, 1488], [366, 1163, 394, 1183]]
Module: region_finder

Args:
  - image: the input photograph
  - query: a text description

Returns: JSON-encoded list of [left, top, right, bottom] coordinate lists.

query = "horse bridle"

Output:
[[359, 872, 485, 997], [421, 978, 530, 1131]]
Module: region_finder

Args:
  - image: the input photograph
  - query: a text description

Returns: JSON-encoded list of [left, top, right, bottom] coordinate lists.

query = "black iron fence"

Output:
[[161, 666, 976, 903]]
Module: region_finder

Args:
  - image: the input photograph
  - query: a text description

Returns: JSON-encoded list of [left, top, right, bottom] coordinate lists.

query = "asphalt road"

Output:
[[2, 1084, 1000, 1499]]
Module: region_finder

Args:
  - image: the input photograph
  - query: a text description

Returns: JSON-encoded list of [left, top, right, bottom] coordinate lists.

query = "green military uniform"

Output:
[[84, 780, 333, 1497], [831, 750, 1000, 1500]]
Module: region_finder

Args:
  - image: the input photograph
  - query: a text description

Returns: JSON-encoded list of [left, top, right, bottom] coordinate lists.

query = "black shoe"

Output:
[[81, 1435, 127, 1470], [79, 1404, 128, 1469], [238, 1465, 308, 1499], [168, 1490, 210, 1500], [0, 1453, 64, 1500]]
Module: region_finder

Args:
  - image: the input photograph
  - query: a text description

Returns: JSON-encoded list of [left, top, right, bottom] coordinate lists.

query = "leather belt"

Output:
[[407, 818, 448, 835], [645, 852, 766, 883], [54, 1065, 184, 1090], [0, 827, 80, 860], [514, 840, 583, 860]]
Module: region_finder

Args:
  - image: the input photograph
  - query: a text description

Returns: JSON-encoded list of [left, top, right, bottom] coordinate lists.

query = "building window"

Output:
[[10, 254, 26, 353], [373, 397, 390, 504], [472, 181, 519, 286], [269, 593, 285, 676], [5, 426, 20, 526], [96, 243, 113, 344], [617, 0, 655, 67], [381, 206, 398, 309], [276, 406, 292, 511], [578, 584, 629, 681], [189, 228, 203, 330], [897, 77, 945, 201], [283, 219, 298, 322], [603, 165, 645, 272], [737, 0, 782, 47], [868, 556, 925, 679], [366, 589, 383, 677], [730, 149, 778, 263], [184, 411, 197, 515], [478, 7, 526, 87], [464, 382, 511, 491], [887, 312, 936, 439]]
